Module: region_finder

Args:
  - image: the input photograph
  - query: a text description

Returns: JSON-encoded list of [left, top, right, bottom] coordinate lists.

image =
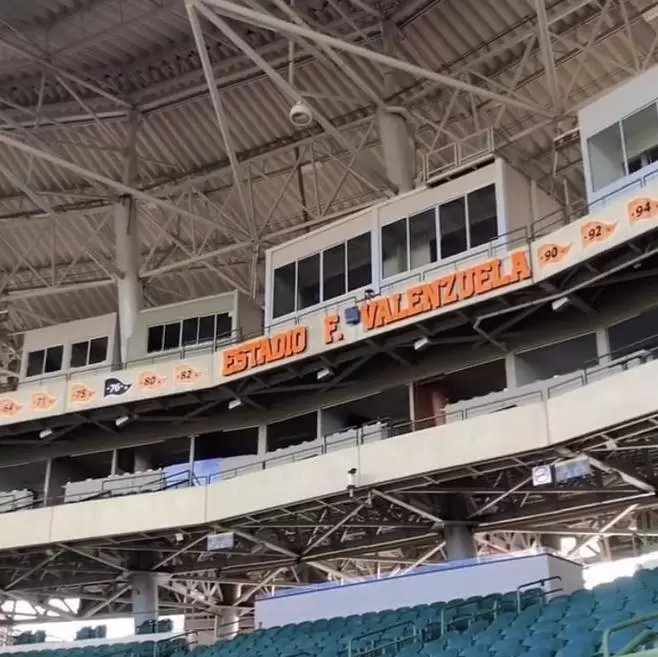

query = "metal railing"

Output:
[[348, 620, 419, 657], [437, 599, 501, 634], [4, 338, 658, 515], [423, 129, 495, 181], [515, 575, 563, 613], [602, 612, 658, 657]]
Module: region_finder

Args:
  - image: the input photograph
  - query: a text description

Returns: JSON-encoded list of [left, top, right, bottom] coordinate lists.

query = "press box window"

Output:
[[272, 263, 296, 318], [70, 337, 109, 368], [147, 313, 232, 353], [272, 231, 373, 319], [26, 345, 64, 377], [588, 103, 658, 192]]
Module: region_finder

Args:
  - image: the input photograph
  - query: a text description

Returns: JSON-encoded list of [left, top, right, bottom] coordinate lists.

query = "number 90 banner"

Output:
[[533, 193, 658, 281]]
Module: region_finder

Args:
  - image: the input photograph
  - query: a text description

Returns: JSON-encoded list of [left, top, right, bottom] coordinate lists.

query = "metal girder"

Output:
[[198, 0, 553, 118], [533, 0, 560, 110], [189, 0, 397, 195], [1, 428, 658, 624], [0, 0, 648, 329]]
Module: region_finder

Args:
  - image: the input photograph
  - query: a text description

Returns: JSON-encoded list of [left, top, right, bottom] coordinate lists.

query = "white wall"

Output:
[[579, 66, 658, 139], [126, 293, 237, 361], [499, 161, 561, 234], [376, 163, 497, 226], [255, 552, 578, 628], [547, 554, 584, 597], [235, 292, 263, 341], [579, 66, 658, 200], [20, 313, 117, 381], [268, 209, 374, 272]]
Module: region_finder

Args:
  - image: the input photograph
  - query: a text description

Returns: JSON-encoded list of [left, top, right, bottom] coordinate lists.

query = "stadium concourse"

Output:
[[5, 0, 658, 652]]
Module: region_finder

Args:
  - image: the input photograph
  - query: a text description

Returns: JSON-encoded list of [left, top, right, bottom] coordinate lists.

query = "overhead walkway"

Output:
[[0, 347, 657, 551]]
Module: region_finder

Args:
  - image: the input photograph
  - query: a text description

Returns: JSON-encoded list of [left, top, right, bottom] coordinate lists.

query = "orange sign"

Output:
[[32, 392, 57, 411], [361, 251, 532, 332], [537, 242, 571, 267], [581, 221, 616, 246], [139, 372, 166, 391], [70, 384, 95, 404], [628, 197, 658, 223], [175, 365, 203, 384], [222, 326, 308, 377], [0, 398, 22, 418]]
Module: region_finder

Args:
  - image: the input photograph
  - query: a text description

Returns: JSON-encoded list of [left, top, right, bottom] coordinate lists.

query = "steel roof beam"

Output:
[[0, 38, 132, 110], [190, 1, 398, 195], [199, 0, 554, 118]]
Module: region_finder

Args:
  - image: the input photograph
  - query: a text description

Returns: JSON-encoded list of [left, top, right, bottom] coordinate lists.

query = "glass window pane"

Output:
[[182, 317, 199, 346], [273, 263, 296, 318], [216, 313, 232, 339], [26, 350, 45, 377], [322, 243, 346, 301], [409, 209, 437, 270], [198, 315, 215, 342], [467, 185, 498, 248], [297, 254, 320, 310], [381, 219, 408, 278], [70, 341, 89, 368], [163, 322, 181, 350], [622, 104, 658, 174], [439, 197, 467, 258], [347, 233, 372, 291], [44, 345, 63, 373], [588, 123, 623, 192], [89, 337, 108, 364], [147, 325, 164, 353]]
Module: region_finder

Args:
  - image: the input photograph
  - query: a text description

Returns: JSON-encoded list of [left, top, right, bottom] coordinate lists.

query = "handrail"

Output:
[[602, 612, 658, 657], [351, 631, 421, 657], [515, 576, 562, 613], [348, 620, 419, 657], [6, 338, 658, 515], [439, 599, 499, 634]]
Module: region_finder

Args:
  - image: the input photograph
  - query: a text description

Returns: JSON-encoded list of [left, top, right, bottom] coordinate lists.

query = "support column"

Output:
[[540, 534, 563, 553], [596, 327, 611, 364], [110, 449, 119, 475], [257, 425, 267, 456], [134, 449, 151, 473], [115, 111, 142, 362], [42, 459, 52, 507], [443, 525, 476, 561], [505, 352, 539, 387], [215, 608, 240, 641], [378, 109, 415, 193], [131, 572, 158, 631], [188, 435, 197, 485]]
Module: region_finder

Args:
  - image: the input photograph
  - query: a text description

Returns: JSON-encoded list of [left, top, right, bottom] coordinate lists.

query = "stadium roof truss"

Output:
[[1, 0, 658, 339], [1, 0, 658, 625]]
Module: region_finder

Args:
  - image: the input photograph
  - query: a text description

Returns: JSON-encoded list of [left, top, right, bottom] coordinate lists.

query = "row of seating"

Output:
[[5, 568, 658, 657], [189, 569, 658, 657]]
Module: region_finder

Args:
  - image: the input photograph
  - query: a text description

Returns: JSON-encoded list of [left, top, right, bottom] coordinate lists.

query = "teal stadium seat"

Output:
[[6, 568, 658, 657]]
